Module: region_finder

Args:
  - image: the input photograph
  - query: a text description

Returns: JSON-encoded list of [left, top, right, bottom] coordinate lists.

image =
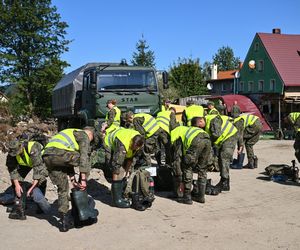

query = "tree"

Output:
[[168, 57, 207, 98], [131, 36, 155, 67], [212, 46, 240, 71], [0, 0, 70, 118]]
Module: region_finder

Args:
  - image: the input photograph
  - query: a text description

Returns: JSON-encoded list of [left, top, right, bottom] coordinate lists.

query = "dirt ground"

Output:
[[0, 139, 299, 250]]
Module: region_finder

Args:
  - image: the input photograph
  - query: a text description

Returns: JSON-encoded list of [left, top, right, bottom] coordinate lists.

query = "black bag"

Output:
[[124, 169, 155, 211]]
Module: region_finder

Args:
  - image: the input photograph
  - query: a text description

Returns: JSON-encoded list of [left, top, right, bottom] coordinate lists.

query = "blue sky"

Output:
[[52, 0, 300, 73]]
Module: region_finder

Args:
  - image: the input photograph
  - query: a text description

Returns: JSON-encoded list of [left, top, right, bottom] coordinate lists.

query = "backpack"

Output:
[[124, 168, 155, 211], [265, 160, 299, 182]]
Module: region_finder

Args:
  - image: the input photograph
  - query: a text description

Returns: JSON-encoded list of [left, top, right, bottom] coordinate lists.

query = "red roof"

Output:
[[217, 70, 236, 80], [258, 33, 300, 87], [208, 94, 272, 131]]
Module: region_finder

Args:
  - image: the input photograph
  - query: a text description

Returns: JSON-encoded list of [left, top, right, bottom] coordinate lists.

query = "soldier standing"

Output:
[[286, 112, 300, 162], [231, 100, 241, 118], [201, 114, 238, 191], [234, 114, 262, 169], [6, 139, 48, 220], [42, 127, 96, 232], [207, 101, 220, 115], [101, 99, 121, 134], [105, 128, 144, 208]]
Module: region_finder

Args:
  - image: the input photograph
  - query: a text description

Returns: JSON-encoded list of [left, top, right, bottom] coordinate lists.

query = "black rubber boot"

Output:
[[180, 191, 193, 205], [193, 179, 206, 203], [216, 177, 230, 191], [173, 176, 184, 198], [111, 180, 130, 208], [205, 179, 221, 195], [253, 156, 258, 168], [71, 189, 98, 221], [8, 197, 26, 220], [59, 213, 69, 232]]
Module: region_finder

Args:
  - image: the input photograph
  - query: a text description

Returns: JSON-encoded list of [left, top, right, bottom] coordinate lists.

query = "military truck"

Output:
[[52, 62, 168, 130]]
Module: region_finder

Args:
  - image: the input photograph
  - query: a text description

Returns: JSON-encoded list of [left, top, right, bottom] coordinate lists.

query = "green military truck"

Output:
[[52, 62, 168, 130]]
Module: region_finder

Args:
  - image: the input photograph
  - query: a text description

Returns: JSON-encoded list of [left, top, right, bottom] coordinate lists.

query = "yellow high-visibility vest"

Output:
[[134, 113, 160, 138], [185, 105, 204, 126], [44, 129, 80, 152], [16, 141, 37, 167], [234, 114, 259, 128], [156, 110, 171, 134]]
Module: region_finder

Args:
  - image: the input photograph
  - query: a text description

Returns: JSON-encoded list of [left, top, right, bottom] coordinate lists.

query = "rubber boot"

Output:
[[205, 179, 221, 195], [59, 213, 69, 232], [71, 189, 98, 221], [111, 180, 130, 208], [253, 156, 258, 168], [8, 197, 26, 220], [180, 191, 193, 205], [131, 193, 146, 211], [216, 177, 230, 191], [193, 179, 206, 203], [173, 176, 184, 198]]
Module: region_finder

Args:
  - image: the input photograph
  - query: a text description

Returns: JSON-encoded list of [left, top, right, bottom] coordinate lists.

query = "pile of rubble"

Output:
[[0, 117, 57, 153]]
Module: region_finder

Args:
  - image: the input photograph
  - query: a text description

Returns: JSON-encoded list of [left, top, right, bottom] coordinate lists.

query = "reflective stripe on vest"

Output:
[[106, 106, 121, 126], [205, 115, 237, 146], [156, 111, 171, 133], [184, 127, 207, 154], [185, 105, 204, 126], [105, 127, 124, 148], [170, 126, 189, 145], [16, 141, 36, 167], [290, 113, 300, 123], [234, 114, 258, 128], [134, 113, 160, 138], [114, 129, 141, 159], [45, 129, 80, 151], [208, 108, 219, 115]]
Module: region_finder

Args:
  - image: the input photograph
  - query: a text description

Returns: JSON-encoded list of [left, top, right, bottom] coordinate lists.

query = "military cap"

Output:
[[207, 101, 215, 106]]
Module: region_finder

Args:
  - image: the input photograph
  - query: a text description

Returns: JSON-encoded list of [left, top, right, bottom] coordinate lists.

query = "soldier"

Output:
[[105, 128, 144, 208], [286, 112, 300, 162], [161, 99, 171, 111], [182, 100, 204, 126], [207, 101, 220, 115], [6, 139, 48, 220], [42, 127, 97, 232], [126, 112, 162, 165], [201, 114, 238, 191], [156, 107, 179, 166], [101, 99, 121, 134], [234, 114, 262, 169], [216, 99, 227, 115], [231, 100, 241, 118]]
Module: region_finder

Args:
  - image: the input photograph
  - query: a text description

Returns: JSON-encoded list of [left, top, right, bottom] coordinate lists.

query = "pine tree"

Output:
[[131, 36, 155, 67]]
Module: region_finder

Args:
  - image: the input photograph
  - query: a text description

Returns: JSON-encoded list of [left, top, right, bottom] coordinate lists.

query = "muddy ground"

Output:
[[0, 139, 299, 250]]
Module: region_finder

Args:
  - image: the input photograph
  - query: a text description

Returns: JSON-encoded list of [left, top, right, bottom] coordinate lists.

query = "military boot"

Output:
[[59, 213, 70, 232], [253, 156, 258, 168], [216, 177, 230, 191], [180, 191, 193, 205], [8, 197, 26, 220], [71, 189, 98, 221], [193, 179, 206, 203], [111, 180, 130, 208], [173, 176, 184, 198]]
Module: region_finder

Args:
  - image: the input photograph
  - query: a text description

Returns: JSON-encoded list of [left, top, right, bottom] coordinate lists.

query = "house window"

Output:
[[222, 83, 226, 91], [255, 43, 259, 51], [258, 80, 264, 91], [258, 60, 264, 71], [248, 81, 254, 92], [270, 79, 276, 91], [239, 81, 244, 92]]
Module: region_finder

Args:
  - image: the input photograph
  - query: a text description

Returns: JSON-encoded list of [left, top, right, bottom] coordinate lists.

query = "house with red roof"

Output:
[[237, 28, 300, 130]]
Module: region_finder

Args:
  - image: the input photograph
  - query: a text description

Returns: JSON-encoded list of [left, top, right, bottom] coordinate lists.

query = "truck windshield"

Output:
[[97, 70, 157, 91]]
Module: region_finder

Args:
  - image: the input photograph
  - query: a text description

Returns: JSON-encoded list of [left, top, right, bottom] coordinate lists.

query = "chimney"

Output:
[[272, 28, 281, 34], [211, 64, 218, 80], [238, 61, 243, 69]]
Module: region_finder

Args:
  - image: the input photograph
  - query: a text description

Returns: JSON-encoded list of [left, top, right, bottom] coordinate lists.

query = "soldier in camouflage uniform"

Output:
[[6, 140, 48, 220], [234, 114, 262, 169], [105, 128, 144, 208], [207, 101, 220, 115], [201, 114, 238, 191], [286, 112, 300, 162], [126, 112, 162, 165], [101, 99, 121, 135], [42, 127, 95, 232], [182, 100, 204, 126], [231, 100, 241, 118], [156, 107, 179, 166]]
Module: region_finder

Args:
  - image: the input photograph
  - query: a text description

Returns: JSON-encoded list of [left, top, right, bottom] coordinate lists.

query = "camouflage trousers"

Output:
[[244, 122, 262, 164], [144, 132, 160, 165], [157, 130, 171, 166], [43, 151, 80, 214], [294, 131, 300, 163], [182, 136, 212, 192], [218, 134, 238, 179]]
